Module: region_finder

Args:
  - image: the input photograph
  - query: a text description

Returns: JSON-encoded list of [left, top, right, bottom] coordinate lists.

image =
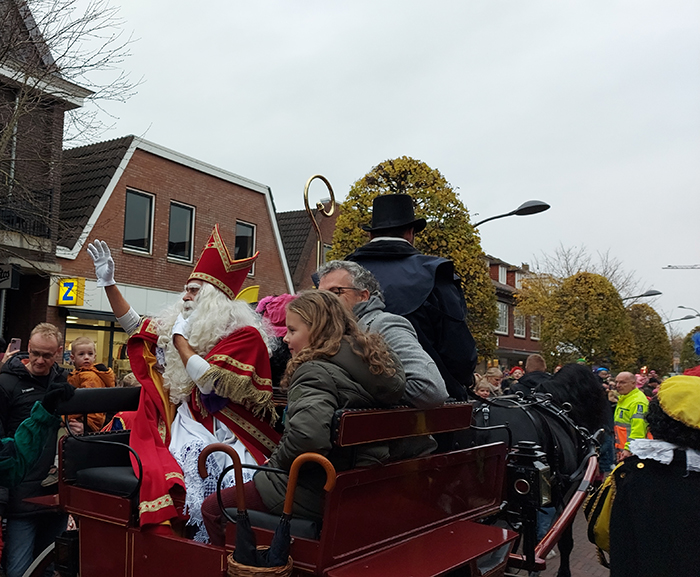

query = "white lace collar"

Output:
[[629, 439, 700, 473]]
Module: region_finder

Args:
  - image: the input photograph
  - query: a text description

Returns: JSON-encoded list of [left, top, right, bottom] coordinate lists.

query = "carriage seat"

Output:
[[225, 508, 322, 540], [61, 429, 138, 497], [57, 388, 141, 498], [76, 467, 138, 497], [224, 402, 475, 545]]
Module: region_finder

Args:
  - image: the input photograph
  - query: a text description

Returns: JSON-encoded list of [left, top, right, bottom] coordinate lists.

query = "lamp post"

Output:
[[663, 314, 698, 325], [621, 290, 662, 301], [473, 200, 550, 227], [679, 305, 700, 317]]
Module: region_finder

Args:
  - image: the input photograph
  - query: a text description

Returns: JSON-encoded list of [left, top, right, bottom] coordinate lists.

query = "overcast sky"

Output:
[[88, 1, 700, 334]]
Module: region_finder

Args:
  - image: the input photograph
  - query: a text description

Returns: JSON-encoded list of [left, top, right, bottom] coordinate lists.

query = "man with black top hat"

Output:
[[346, 193, 478, 401]]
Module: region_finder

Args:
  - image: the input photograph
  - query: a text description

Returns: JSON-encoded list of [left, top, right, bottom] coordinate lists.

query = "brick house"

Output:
[[0, 0, 92, 341], [276, 201, 337, 291], [50, 135, 292, 371], [486, 255, 541, 371]]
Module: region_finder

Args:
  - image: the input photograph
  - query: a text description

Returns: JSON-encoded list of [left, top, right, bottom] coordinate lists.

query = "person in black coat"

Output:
[[609, 375, 700, 577], [0, 324, 78, 577], [510, 354, 551, 396], [346, 194, 477, 401]]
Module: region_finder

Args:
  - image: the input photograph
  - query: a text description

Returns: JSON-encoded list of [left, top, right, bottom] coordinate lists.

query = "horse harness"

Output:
[[473, 394, 591, 507]]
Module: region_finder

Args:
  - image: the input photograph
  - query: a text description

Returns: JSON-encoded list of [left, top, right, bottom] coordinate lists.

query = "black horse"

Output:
[[470, 364, 610, 577]]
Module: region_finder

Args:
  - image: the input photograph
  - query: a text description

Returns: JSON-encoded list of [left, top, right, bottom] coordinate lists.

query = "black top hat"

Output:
[[361, 194, 427, 233]]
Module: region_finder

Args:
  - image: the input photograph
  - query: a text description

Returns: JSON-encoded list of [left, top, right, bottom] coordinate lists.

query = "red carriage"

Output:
[[20, 386, 598, 577]]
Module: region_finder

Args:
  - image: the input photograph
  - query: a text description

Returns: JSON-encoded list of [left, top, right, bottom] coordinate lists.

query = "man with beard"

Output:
[[87, 225, 279, 539]]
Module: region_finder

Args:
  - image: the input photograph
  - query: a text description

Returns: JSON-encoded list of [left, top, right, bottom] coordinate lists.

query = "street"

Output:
[[539, 510, 609, 577]]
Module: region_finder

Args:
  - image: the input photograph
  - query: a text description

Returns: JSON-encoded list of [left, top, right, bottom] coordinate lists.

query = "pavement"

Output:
[[538, 509, 610, 577]]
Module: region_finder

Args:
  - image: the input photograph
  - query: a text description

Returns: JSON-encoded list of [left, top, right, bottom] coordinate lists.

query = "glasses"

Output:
[[326, 286, 361, 296], [29, 350, 57, 361]]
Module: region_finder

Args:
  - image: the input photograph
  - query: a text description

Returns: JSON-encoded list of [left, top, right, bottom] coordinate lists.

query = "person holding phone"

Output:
[[0, 338, 21, 367], [0, 324, 77, 577]]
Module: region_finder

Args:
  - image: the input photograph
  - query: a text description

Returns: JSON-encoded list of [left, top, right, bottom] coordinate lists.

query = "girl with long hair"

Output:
[[202, 290, 405, 545]]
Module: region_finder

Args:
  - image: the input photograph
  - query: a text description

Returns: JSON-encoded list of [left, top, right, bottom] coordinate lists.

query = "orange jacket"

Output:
[[67, 364, 116, 431]]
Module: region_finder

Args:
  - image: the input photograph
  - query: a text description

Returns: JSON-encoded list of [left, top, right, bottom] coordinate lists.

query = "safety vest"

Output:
[[614, 387, 650, 451]]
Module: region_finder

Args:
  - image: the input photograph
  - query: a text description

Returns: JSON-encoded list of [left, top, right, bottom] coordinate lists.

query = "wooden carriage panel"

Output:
[[60, 485, 133, 525], [79, 518, 129, 577], [325, 520, 516, 577], [129, 530, 226, 577], [316, 442, 507, 571], [334, 403, 473, 446]]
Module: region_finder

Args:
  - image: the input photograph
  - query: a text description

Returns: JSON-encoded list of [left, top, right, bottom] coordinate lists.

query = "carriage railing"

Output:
[[508, 449, 599, 572]]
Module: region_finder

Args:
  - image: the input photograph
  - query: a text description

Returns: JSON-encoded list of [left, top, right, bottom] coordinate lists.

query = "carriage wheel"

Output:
[[21, 542, 55, 577]]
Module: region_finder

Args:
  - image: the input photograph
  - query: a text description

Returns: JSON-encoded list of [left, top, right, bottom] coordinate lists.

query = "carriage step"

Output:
[[326, 519, 517, 577]]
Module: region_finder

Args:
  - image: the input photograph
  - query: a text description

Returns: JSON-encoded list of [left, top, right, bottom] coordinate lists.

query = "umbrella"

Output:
[[198, 443, 260, 566], [263, 453, 336, 568]]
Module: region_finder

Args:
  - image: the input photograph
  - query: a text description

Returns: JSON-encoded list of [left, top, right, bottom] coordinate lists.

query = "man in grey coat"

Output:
[[317, 260, 448, 409]]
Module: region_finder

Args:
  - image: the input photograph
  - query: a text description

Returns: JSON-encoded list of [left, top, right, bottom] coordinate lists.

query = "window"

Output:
[[496, 302, 509, 335], [530, 316, 541, 340], [515, 272, 523, 289], [168, 202, 195, 261], [235, 221, 255, 271], [498, 265, 507, 284], [513, 312, 526, 338], [123, 190, 154, 253]]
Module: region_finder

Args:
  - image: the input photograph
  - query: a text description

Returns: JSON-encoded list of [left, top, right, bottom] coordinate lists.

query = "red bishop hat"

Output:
[[188, 224, 259, 299]]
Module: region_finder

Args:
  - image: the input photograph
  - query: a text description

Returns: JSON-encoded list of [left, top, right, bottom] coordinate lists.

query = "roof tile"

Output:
[[59, 135, 134, 248]]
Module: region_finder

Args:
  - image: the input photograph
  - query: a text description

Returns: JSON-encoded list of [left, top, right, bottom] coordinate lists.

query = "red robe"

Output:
[[127, 319, 279, 527]]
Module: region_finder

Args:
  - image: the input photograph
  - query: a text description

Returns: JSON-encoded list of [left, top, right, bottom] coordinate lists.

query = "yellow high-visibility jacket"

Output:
[[614, 387, 649, 451]]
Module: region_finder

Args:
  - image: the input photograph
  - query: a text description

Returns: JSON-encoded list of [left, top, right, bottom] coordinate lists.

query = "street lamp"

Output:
[[473, 200, 551, 227], [679, 305, 700, 316], [663, 314, 698, 325], [621, 290, 663, 301]]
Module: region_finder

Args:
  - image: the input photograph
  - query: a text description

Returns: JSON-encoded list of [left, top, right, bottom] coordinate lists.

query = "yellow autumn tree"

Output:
[[680, 326, 700, 371], [328, 156, 497, 359], [517, 271, 635, 370], [627, 303, 672, 374]]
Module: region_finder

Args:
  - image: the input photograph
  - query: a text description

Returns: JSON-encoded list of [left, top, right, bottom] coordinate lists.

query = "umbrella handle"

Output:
[[283, 453, 336, 516], [198, 442, 247, 510]]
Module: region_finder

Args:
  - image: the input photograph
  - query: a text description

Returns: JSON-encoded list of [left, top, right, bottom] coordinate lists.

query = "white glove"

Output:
[[86, 240, 116, 287], [172, 313, 191, 339]]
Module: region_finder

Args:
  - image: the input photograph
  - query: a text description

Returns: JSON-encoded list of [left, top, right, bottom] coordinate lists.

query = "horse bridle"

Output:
[[472, 391, 601, 493]]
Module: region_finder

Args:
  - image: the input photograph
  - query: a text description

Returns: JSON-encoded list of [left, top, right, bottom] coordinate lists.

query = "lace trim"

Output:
[[630, 439, 700, 472], [173, 439, 254, 543]]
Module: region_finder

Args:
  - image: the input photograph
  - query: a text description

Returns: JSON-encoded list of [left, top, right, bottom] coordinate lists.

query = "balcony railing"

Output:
[[0, 186, 53, 239]]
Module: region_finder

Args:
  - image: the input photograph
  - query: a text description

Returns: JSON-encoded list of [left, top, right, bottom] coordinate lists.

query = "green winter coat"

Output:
[[0, 402, 61, 487], [254, 338, 405, 519]]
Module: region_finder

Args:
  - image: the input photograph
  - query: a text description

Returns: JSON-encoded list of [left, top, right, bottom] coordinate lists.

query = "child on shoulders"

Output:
[[67, 337, 115, 432]]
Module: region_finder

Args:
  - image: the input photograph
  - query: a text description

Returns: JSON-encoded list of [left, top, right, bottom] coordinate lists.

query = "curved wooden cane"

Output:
[[198, 442, 246, 509], [283, 453, 336, 516]]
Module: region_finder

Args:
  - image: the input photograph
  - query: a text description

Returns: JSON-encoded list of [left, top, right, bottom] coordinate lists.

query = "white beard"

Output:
[[153, 283, 271, 405]]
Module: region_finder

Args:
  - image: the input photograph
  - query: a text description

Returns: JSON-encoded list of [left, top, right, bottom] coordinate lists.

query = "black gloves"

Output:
[[41, 381, 75, 414]]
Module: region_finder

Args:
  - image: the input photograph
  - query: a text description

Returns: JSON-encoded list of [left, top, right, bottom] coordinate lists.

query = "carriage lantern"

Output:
[[507, 440, 551, 508]]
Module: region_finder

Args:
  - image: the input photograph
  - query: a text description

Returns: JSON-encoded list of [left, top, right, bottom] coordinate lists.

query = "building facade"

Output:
[[0, 0, 92, 342], [486, 256, 541, 371], [50, 135, 292, 374]]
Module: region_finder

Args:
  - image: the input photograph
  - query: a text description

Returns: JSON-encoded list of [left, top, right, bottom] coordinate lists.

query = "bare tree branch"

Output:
[[0, 0, 137, 270], [532, 243, 646, 299]]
